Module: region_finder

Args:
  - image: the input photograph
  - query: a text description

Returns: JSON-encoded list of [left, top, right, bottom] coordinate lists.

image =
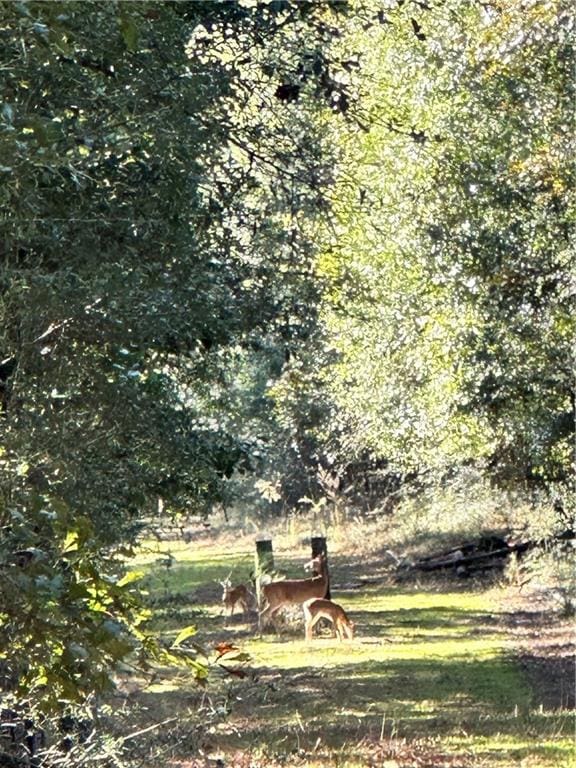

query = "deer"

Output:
[[220, 574, 252, 619], [258, 553, 329, 632], [302, 597, 355, 641]]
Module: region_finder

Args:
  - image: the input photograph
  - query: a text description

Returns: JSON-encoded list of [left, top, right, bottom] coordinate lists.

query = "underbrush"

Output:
[[6, 482, 570, 768], [113, 514, 575, 768], [177, 472, 573, 605]]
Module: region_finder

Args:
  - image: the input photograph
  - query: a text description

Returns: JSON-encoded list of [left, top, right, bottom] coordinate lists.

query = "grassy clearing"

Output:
[[122, 534, 575, 768]]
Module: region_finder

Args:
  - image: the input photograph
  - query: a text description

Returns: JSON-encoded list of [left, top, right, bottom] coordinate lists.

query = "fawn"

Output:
[[302, 597, 355, 641], [220, 576, 251, 618]]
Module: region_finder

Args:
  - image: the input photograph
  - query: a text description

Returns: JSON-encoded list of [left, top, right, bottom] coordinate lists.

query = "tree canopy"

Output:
[[0, 0, 345, 707], [0, 0, 573, 712], [311, 0, 574, 493]]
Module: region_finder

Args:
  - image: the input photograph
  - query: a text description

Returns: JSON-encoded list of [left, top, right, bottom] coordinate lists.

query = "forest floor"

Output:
[[504, 591, 574, 712], [115, 528, 575, 768]]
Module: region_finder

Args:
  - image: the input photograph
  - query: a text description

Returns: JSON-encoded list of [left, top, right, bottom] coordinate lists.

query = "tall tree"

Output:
[[0, 0, 344, 707], [311, 0, 574, 496]]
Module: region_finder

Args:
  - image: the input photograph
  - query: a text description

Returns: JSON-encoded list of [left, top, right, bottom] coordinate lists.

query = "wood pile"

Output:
[[398, 531, 574, 578]]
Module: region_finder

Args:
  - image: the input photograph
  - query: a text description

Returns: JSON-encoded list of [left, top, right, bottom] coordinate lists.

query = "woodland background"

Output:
[[0, 0, 573, 764]]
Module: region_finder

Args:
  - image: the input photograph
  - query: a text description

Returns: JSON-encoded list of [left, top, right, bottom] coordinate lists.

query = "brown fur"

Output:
[[221, 581, 251, 617], [302, 597, 355, 641], [259, 554, 328, 630]]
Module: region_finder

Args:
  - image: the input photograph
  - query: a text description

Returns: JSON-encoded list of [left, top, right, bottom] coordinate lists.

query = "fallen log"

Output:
[[394, 530, 574, 579], [416, 535, 508, 563], [413, 540, 534, 573]]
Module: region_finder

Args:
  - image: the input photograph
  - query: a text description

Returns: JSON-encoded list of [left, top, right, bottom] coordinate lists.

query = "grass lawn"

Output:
[[121, 537, 575, 768]]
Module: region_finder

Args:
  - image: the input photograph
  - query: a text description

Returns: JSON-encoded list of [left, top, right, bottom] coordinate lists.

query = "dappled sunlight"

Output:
[[119, 544, 575, 767], [447, 734, 575, 768], [3, 1, 571, 766], [232, 645, 534, 759]]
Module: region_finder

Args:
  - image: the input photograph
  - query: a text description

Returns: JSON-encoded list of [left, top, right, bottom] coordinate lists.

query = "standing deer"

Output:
[[259, 554, 329, 631], [220, 575, 251, 619], [302, 597, 355, 641]]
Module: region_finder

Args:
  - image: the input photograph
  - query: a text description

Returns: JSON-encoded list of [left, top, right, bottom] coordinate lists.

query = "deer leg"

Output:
[[266, 605, 285, 635], [303, 606, 312, 641], [307, 612, 326, 640], [259, 602, 274, 632], [303, 605, 311, 641], [305, 617, 318, 641]]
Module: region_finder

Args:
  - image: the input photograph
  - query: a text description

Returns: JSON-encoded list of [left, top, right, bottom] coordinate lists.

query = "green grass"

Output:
[[123, 542, 575, 768]]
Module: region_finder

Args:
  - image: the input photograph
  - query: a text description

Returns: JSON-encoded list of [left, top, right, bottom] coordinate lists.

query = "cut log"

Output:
[[407, 538, 536, 575]]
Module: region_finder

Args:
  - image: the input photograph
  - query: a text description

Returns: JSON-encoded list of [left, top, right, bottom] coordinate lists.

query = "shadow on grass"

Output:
[[248, 608, 485, 644], [134, 652, 573, 765], [346, 607, 507, 642], [240, 654, 571, 753], [124, 551, 573, 766]]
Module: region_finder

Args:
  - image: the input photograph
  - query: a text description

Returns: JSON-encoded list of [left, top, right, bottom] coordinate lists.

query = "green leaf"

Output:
[[171, 624, 198, 648], [119, 16, 139, 52], [117, 569, 144, 587], [62, 531, 79, 553]]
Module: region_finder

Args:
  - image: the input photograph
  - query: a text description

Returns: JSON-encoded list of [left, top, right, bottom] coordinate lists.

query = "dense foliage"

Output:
[[308, 0, 575, 505], [0, 0, 573, 725], [0, 0, 343, 708]]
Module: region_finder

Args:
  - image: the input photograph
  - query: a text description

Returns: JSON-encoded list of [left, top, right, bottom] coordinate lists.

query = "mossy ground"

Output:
[[120, 537, 575, 768]]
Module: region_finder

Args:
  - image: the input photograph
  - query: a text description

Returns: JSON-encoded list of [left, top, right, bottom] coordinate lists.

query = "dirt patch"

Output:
[[500, 587, 575, 710]]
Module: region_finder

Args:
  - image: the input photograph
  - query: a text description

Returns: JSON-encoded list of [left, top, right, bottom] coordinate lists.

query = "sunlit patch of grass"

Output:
[[221, 584, 566, 765], [133, 548, 254, 589], [344, 585, 494, 612], [246, 635, 504, 669], [130, 545, 257, 638], [447, 731, 576, 767], [145, 680, 183, 694], [132, 543, 315, 600], [123, 542, 574, 768], [135, 547, 253, 615]]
